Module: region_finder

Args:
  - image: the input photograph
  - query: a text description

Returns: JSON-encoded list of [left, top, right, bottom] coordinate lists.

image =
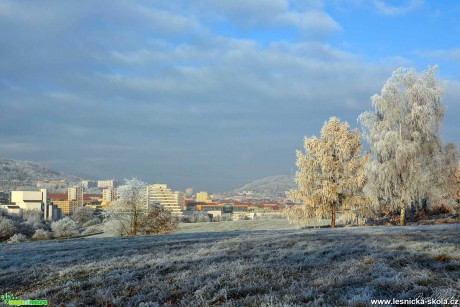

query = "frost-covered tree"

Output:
[[454, 164, 460, 222], [138, 205, 178, 235], [72, 206, 95, 226], [107, 178, 148, 236], [0, 217, 17, 241], [287, 117, 369, 228], [359, 66, 458, 225], [51, 217, 79, 238]]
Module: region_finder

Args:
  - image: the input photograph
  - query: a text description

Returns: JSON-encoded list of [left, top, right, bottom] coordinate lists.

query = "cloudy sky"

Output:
[[0, 0, 459, 192]]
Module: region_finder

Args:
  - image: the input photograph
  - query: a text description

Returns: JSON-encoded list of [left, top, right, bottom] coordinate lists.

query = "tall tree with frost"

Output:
[[108, 178, 148, 236], [287, 117, 369, 228], [454, 164, 460, 223], [359, 66, 458, 226]]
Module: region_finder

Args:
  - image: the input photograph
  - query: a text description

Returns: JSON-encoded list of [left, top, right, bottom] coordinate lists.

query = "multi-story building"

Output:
[[52, 200, 79, 215], [36, 180, 66, 188], [102, 187, 118, 203], [81, 180, 97, 189], [11, 190, 44, 212], [6, 189, 61, 221], [68, 187, 84, 206], [147, 184, 182, 217], [196, 191, 213, 203], [97, 180, 118, 189], [0, 180, 32, 190]]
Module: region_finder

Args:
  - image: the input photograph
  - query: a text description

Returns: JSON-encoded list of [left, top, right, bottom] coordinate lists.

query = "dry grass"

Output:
[[1, 224, 459, 306]]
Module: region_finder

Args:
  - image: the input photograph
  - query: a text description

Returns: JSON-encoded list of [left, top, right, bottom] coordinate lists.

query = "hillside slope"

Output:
[[1, 224, 459, 306], [0, 157, 81, 182], [224, 175, 295, 197]]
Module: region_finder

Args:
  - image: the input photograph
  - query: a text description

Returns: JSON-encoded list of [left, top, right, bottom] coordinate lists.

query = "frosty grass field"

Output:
[[1, 222, 459, 306]]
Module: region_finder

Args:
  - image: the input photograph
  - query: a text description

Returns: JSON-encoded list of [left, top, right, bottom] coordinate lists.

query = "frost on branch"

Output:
[[105, 178, 148, 236], [104, 178, 177, 236], [359, 66, 459, 225], [286, 117, 370, 228], [51, 217, 79, 238]]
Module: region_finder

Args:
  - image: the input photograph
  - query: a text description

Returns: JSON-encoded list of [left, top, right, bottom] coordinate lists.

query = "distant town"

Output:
[[0, 178, 294, 222]]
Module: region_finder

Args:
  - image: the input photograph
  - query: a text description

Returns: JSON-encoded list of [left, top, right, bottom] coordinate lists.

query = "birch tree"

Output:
[[454, 164, 460, 222], [359, 66, 458, 225], [287, 117, 369, 228], [107, 178, 148, 236]]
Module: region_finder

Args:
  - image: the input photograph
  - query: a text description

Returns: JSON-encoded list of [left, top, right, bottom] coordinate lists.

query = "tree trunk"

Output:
[[331, 203, 336, 228], [131, 209, 138, 236], [400, 200, 406, 226], [457, 200, 460, 223]]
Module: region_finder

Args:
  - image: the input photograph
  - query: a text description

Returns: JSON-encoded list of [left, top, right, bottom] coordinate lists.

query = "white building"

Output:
[[147, 184, 182, 217], [97, 180, 118, 189], [81, 180, 97, 189], [7, 189, 61, 221]]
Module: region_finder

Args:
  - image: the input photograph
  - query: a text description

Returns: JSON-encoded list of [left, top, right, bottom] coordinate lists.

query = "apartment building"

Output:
[[102, 187, 118, 203], [147, 184, 182, 217], [68, 187, 84, 206], [52, 200, 79, 215], [97, 180, 118, 189], [196, 191, 213, 203]]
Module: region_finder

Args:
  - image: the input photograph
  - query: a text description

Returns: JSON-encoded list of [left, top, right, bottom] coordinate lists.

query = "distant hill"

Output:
[[0, 157, 82, 183], [224, 175, 296, 198]]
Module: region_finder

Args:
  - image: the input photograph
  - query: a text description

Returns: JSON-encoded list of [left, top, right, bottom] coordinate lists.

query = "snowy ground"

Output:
[[1, 224, 459, 306]]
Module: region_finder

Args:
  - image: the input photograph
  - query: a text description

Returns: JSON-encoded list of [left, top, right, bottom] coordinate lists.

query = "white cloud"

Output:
[[373, 0, 424, 15], [134, 5, 205, 36], [277, 10, 342, 34], [0, 0, 457, 191], [414, 48, 460, 61], [195, 0, 341, 35]]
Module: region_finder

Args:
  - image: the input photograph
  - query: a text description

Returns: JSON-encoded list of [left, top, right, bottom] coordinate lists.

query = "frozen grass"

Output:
[[1, 224, 459, 306], [177, 218, 303, 233]]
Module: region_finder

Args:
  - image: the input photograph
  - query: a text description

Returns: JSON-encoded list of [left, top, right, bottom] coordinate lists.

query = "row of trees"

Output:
[[286, 66, 459, 227], [0, 206, 101, 243]]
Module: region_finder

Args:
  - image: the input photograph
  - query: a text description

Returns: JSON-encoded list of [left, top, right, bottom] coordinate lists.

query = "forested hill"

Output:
[[0, 157, 80, 182], [224, 175, 296, 198]]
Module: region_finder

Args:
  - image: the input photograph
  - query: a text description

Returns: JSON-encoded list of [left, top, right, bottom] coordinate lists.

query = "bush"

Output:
[[22, 209, 42, 224], [51, 217, 80, 238], [16, 221, 35, 237], [0, 217, 17, 242], [431, 204, 453, 215], [180, 216, 192, 223], [138, 206, 178, 235], [7, 233, 28, 244], [72, 206, 95, 226], [192, 212, 210, 223], [221, 213, 233, 221], [32, 229, 53, 241], [104, 214, 131, 236]]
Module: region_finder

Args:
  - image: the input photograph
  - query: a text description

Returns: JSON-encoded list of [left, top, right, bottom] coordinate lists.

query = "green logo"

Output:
[[1, 293, 48, 306]]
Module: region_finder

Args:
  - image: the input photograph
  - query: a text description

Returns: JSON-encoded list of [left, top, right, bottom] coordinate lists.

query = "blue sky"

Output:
[[0, 0, 459, 192]]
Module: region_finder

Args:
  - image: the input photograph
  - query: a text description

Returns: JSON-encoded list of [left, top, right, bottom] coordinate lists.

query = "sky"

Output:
[[0, 0, 459, 192]]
